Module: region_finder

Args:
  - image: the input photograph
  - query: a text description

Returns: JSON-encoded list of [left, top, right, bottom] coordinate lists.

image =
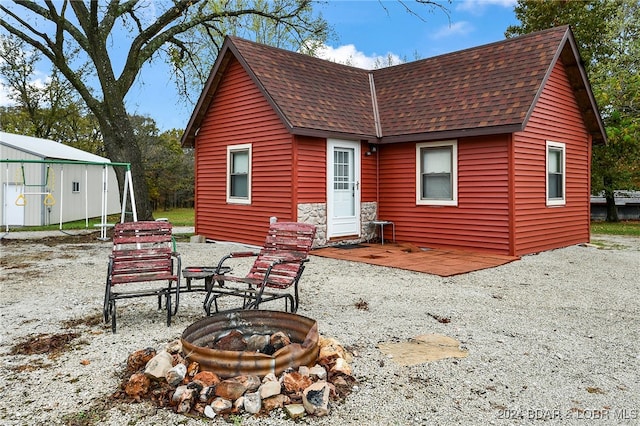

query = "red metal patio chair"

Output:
[[203, 222, 316, 315], [103, 221, 181, 332]]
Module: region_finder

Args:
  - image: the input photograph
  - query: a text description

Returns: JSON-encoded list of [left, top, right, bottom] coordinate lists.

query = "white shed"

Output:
[[1, 131, 122, 228]]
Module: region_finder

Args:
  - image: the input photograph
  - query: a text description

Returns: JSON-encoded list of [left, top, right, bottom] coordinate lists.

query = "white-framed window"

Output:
[[546, 141, 566, 206], [72, 181, 80, 193], [416, 140, 458, 206], [226, 143, 252, 204]]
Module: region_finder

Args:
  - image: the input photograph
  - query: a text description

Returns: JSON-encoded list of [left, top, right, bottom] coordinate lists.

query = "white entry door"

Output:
[[4, 184, 25, 226], [327, 139, 360, 238]]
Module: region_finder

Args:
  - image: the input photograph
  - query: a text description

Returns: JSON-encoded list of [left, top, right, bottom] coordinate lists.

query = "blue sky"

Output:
[[317, 0, 518, 67], [1, 0, 520, 133], [141, 0, 520, 131]]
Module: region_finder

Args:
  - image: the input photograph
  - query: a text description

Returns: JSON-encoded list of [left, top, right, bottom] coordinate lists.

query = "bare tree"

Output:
[[1, 0, 449, 219], [0, 0, 329, 219]]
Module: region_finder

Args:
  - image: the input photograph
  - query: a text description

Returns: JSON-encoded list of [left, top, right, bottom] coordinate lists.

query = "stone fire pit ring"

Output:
[[181, 310, 320, 379]]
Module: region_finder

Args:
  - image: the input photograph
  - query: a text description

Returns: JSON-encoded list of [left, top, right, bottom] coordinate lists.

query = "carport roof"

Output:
[[0, 131, 111, 163]]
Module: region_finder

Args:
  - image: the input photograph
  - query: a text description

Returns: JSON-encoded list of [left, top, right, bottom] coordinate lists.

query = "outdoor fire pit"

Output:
[[181, 310, 320, 378]]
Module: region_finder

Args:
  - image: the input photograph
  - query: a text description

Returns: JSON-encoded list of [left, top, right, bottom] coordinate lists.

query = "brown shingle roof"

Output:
[[182, 26, 605, 147], [372, 26, 567, 141], [231, 37, 376, 138]]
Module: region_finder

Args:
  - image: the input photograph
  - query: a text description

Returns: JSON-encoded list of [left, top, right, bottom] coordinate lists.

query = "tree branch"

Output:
[[0, 3, 51, 47], [399, 0, 451, 23]]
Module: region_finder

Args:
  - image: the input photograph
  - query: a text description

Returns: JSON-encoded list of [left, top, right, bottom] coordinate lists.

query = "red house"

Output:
[[181, 26, 606, 256]]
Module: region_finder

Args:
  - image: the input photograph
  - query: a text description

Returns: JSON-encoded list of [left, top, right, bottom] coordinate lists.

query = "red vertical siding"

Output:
[[194, 58, 294, 246], [360, 141, 378, 203], [378, 135, 511, 253], [512, 60, 591, 255], [295, 135, 326, 203]]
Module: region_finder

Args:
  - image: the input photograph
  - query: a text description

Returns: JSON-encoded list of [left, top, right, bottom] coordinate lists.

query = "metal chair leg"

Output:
[[166, 292, 172, 327], [110, 301, 117, 333]]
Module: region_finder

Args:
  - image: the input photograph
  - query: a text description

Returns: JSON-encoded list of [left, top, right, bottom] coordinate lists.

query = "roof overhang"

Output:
[[561, 33, 607, 144], [289, 127, 377, 143], [181, 40, 239, 148], [181, 37, 297, 148], [375, 124, 523, 145], [523, 27, 607, 145]]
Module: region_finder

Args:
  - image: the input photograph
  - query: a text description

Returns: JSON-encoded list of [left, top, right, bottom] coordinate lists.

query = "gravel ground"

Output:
[[0, 232, 639, 425]]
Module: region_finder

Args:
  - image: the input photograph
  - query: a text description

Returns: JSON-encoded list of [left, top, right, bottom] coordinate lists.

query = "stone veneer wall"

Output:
[[297, 203, 326, 246], [360, 201, 378, 242], [297, 202, 378, 247]]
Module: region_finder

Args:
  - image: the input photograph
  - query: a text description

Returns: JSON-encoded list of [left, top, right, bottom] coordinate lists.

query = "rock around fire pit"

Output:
[[113, 311, 356, 420]]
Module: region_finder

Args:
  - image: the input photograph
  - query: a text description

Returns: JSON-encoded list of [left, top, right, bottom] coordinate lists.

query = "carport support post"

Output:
[[119, 167, 137, 223], [98, 165, 108, 240], [4, 164, 8, 233], [58, 166, 64, 230], [84, 166, 89, 228]]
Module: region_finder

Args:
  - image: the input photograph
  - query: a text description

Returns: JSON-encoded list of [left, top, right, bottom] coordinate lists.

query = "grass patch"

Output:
[[589, 240, 629, 250], [591, 220, 640, 236], [7, 218, 109, 232], [151, 208, 194, 226], [8, 208, 195, 232]]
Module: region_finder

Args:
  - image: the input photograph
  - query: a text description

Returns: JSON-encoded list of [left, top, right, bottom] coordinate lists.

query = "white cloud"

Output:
[[0, 53, 53, 107], [430, 21, 474, 39], [0, 57, 13, 106], [0, 83, 15, 107], [456, 0, 518, 14], [0, 73, 52, 107], [315, 43, 402, 70]]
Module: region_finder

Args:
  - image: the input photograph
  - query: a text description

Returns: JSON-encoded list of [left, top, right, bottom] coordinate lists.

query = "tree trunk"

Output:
[[603, 176, 619, 222], [97, 105, 154, 221]]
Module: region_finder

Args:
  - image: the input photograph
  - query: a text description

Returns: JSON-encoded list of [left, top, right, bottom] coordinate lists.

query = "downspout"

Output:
[[193, 130, 199, 236], [587, 134, 592, 243], [376, 141, 380, 220], [368, 73, 382, 219], [508, 133, 516, 256], [291, 134, 298, 221]]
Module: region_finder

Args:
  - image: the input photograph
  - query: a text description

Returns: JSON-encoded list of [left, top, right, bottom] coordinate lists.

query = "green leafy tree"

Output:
[[131, 116, 193, 210], [0, 104, 103, 155], [505, 0, 617, 66], [158, 129, 195, 209], [590, 0, 640, 220], [0, 106, 32, 134], [0, 1, 330, 220], [506, 0, 640, 222], [0, 34, 102, 153]]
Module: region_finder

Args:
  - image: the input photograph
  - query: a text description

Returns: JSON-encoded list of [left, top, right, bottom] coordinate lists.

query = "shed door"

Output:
[[327, 139, 360, 238], [4, 184, 25, 226]]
